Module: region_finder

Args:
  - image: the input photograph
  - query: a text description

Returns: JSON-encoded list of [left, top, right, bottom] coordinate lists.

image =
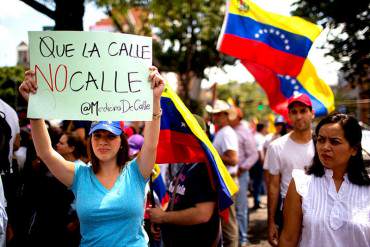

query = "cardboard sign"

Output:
[[28, 31, 153, 121]]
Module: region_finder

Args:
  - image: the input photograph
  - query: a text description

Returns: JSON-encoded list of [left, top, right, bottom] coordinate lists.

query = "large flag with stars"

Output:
[[156, 85, 238, 211], [243, 60, 335, 119], [217, 0, 322, 76]]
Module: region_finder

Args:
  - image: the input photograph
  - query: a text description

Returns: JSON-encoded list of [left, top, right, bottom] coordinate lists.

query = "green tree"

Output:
[[149, 0, 226, 101], [20, 0, 85, 30], [217, 81, 272, 121], [292, 0, 369, 85], [0, 66, 26, 109], [95, 0, 151, 35], [97, 0, 231, 109]]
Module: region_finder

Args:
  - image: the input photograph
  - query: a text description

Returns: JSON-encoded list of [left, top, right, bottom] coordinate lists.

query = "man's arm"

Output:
[[147, 201, 216, 225], [263, 169, 270, 193], [221, 150, 238, 167], [268, 173, 281, 247]]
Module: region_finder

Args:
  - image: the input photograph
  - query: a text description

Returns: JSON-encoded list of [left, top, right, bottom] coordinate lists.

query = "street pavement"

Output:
[[248, 195, 270, 247]]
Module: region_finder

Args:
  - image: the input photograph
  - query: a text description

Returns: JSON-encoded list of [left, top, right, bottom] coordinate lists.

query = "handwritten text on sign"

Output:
[[28, 31, 153, 121]]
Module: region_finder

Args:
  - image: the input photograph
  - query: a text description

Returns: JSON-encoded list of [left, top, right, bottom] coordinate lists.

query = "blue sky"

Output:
[[0, 0, 340, 85]]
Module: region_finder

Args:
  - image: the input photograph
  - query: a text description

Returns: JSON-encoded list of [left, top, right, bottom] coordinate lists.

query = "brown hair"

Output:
[[64, 132, 87, 160], [87, 133, 130, 174]]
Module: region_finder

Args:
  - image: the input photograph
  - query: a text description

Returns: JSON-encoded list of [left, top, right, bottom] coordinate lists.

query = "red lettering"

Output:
[[34, 64, 53, 91], [34, 64, 69, 92], [54, 64, 68, 92]]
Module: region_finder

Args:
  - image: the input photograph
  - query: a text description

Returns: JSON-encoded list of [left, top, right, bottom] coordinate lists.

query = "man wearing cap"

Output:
[[264, 93, 315, 247], [206, 100, 239, 247], [229, 107, 258, 247]]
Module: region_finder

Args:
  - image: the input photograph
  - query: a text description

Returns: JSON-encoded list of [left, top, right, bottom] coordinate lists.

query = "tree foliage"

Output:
[[217, 82, 272, 121], [96, 0, 232, 107], [96, 0, 227, 74], [95, 0, 152, 35], [292, 0, 369, 85], [0, 66, 26, 109], [150, 0, 234, 105], [149, 0, 225, 76]]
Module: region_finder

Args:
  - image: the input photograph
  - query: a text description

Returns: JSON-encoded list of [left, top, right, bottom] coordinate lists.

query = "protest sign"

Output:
[[28, 31, 153, 121]]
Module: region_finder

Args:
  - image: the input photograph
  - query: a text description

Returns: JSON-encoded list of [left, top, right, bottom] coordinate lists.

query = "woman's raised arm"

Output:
[[20, 70, 75, 187], [136, 66, 164, 179]]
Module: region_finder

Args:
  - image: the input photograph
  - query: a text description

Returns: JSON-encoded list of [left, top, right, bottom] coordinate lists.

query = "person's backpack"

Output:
[[0, 110, 12, 174]]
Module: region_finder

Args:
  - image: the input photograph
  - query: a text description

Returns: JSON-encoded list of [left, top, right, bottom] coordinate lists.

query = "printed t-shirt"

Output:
[[161, 163, 219, 247]]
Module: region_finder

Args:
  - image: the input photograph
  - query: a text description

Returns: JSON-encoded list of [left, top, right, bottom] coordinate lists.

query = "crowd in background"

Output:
[[1, 96, 281, 247], [1, 90, 369, 247]]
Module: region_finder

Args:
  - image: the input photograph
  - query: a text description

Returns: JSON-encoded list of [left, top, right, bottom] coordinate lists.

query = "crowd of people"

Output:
[[0, 68, 368, 247]]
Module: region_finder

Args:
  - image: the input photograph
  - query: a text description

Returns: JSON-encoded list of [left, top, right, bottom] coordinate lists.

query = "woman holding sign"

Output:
[[19, 66, 164, 246]]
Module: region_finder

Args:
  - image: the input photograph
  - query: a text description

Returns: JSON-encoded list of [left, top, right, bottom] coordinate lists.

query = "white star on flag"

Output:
[[254, 27, 291, 51]]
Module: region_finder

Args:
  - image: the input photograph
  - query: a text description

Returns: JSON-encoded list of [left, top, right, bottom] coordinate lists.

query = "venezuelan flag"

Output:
[[218, 0, 322, 76], [156, 85, 238, 211], [151, 164, 169, 207], [243, 59, 335, 119]]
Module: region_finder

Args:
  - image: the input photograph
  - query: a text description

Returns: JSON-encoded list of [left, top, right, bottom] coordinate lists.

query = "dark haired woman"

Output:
[[56, 132, 87, 163], [19, 66, 164, 246], [279, 113, 370, 247]]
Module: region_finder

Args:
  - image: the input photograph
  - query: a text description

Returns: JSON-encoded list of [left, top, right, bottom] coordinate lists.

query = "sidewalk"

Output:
[[248, 195, 270, 247]]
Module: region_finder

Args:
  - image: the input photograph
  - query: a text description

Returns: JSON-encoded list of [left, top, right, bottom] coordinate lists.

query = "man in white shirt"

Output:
[[264, 93, 315, 247], [206, 100, 239, 247]]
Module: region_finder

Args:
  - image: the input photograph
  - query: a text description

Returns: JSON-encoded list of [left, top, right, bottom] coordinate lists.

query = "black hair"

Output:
[[256, 123, 265, 133], [306, 113, 370, 186], [274, 122, 287, 136]]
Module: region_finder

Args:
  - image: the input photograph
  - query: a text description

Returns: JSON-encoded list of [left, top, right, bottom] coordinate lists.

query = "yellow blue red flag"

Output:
[[243, 59, 335, 119], [218, 0, 322, 76], [156, 85, 238, 211], [151, 164, 169, 206]]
